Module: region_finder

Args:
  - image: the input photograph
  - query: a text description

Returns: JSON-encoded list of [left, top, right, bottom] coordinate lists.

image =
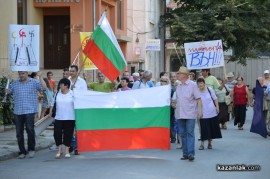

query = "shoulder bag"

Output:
[[207, 87, 216, 107], [224, 85, 232, 105]]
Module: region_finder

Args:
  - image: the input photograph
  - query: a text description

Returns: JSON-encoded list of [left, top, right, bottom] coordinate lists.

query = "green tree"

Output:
[[164, 0, 270, 64], [0, 76, 14, 125]]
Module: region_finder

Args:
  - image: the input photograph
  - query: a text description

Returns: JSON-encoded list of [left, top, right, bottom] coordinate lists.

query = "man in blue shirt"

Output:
[[9, 71, 45, 159]]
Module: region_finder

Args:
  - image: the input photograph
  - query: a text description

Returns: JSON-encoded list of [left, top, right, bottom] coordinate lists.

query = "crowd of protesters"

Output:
[[5, 65, 270, 161]]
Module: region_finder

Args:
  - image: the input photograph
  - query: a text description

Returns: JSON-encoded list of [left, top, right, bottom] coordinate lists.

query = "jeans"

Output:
[[170, 114, 176, 143], [178, 119, 195, 157], [14, 113, 36, 155], [71, 135, 78, 151]]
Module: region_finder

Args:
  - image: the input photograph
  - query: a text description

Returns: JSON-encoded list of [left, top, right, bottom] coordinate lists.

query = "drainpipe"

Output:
[[93, 0, 96, 29]]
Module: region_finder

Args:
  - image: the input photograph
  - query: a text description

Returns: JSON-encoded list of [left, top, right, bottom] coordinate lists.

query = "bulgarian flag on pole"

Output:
[[74, 86, 171, 152], [83, 12, 127, 80]]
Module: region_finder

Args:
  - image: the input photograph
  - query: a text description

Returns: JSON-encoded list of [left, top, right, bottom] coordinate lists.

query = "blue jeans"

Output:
[[178, 119, 195, 157], [14, 113, 36, 155]]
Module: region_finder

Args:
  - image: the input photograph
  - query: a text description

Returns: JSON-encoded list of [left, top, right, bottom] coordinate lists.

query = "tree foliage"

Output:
[[164, 0, 270, 64], [0, 76, 14, 125]]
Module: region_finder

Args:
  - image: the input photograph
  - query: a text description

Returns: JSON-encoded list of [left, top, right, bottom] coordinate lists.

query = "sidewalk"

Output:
[[0, 126, 54, 161]]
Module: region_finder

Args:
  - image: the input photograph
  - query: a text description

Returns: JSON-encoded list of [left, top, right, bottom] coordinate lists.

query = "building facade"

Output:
[[0, 0, 130, 79], [126, 0, 162, 82]]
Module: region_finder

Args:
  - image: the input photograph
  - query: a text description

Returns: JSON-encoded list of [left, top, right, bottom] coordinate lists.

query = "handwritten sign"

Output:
[[9, 24, 40, 71], [80, 32, 97, 70], [184, 40, 224, 69], [145, 39, 160, 51]]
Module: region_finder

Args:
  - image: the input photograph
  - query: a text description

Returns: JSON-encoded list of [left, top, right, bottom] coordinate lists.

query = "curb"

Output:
[[0, 141, 55, 161], [0, 129, 55, 161]]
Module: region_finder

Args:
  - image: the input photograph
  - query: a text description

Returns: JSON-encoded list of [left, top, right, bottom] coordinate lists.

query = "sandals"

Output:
[[199, 145, 204, 150]]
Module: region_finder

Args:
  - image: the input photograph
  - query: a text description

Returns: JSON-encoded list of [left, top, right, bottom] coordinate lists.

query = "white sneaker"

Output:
[[55, 153, 62, 159], [17, 154, 26, 159], [65, 153, 71, 158], [29, 151, 35, 158]]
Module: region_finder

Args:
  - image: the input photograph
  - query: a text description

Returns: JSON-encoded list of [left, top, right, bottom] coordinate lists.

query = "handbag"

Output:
[[224, 85, 231, 105], [263, 98, 269, 111], [224, 85, 230, 96], [225, 95, 232, 105], [51, 91, 59, 118]]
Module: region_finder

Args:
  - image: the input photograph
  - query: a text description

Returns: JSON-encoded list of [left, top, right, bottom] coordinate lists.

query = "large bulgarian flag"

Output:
[[74, 86, 171, 152], [83, 12, 127, 80]]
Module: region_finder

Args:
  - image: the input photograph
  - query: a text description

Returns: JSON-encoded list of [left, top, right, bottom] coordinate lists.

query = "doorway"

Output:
[[44, 16, 70, 69]]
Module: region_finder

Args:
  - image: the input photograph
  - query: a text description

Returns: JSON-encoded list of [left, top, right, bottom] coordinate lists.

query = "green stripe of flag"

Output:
[[75, 107, 170, 130], [92, 25, 126, 71]]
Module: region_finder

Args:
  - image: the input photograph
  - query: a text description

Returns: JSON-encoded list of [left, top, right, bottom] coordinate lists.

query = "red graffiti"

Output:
[[19, 29, 26, 47]]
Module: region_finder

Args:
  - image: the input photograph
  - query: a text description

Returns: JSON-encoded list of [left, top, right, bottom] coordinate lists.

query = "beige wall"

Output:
[[0, 0, 43, 76], [27, 3, 44, 68], [0, 0, 17, 76]]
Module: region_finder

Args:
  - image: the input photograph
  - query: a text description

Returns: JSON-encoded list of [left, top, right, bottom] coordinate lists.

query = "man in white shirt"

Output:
[[68, 65, 87, 155], [69, 65, 87, 91]]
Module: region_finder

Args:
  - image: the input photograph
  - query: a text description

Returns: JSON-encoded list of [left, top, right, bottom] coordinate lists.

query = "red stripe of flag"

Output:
[[83, 39, 121, 80], [77, 128, 170, 152]]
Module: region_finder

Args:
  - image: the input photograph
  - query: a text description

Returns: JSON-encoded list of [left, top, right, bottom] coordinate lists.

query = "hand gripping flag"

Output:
[[83, 12, 127, 80]]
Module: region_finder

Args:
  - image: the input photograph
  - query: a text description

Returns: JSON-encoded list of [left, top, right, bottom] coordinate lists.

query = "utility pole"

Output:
[[159, 0, 166, 72], [92, 0, 96, 82]]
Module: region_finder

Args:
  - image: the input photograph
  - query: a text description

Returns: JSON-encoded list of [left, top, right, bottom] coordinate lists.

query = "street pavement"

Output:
[[0, 107, 270, 179], [0, 126, 55, 161]]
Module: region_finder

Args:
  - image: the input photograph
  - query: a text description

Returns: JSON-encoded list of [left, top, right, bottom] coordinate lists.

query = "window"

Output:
[[117, 0, 122, 29], [17, 0, 27, 24]]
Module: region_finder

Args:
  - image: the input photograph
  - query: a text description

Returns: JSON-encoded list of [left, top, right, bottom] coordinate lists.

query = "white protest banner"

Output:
[[9, 24, 40, 71], [184, 40, 224, 70], [145, 39, 160, 51]]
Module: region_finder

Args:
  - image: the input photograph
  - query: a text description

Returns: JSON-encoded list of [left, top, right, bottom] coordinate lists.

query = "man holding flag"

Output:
[[75, 11, 171, 152]]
